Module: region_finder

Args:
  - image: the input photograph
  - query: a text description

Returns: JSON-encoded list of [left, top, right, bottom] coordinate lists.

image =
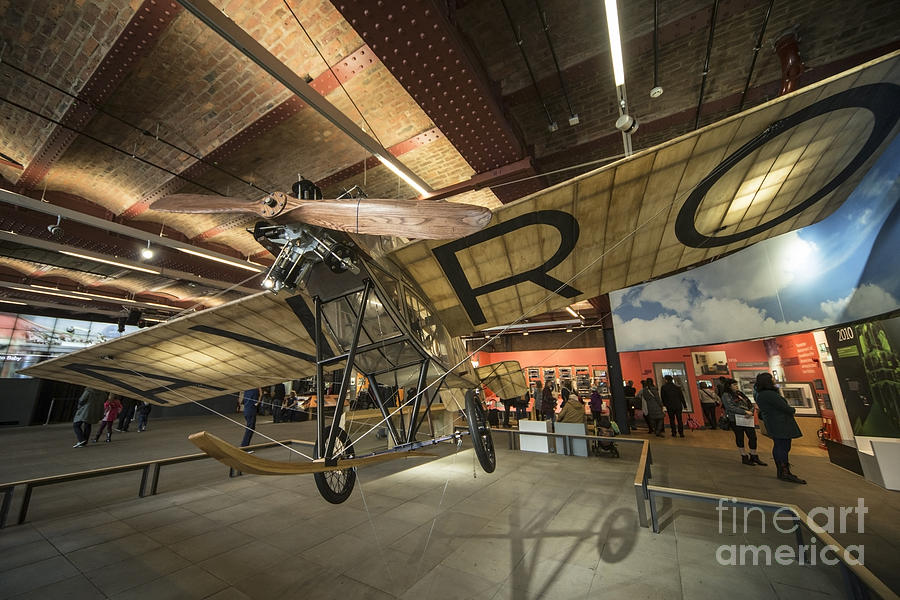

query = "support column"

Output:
[[595, 294, 629, 434]]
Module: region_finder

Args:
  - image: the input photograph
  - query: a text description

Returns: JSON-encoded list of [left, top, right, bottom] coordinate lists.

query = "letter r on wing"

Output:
[[432, 210, 582, 326]]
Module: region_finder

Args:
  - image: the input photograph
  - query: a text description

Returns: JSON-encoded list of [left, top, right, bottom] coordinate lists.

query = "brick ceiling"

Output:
[[0, 0, 898, 321]]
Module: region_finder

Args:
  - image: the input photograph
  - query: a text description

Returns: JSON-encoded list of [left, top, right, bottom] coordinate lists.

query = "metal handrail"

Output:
[[0, 438, 314, 528], [644, 484, 897, 600], [495, 424, 894, 598]]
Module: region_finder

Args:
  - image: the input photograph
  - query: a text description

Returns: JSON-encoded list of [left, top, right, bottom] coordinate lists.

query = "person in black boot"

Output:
[[755, 372, 805, 484], [722, 379, 767, 466]]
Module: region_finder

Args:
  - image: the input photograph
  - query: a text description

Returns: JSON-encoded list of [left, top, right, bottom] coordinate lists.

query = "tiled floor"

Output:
[[0, 415, 896, 598]]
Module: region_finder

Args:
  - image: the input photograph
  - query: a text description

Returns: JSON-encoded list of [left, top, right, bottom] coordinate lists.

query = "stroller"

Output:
[[590, 415, 620, 458]]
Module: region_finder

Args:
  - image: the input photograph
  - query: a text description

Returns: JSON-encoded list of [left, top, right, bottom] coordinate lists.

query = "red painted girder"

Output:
[[120, 43, 379, 220], [15, 0, 182, 192], [423, 157, 533, 201], [333, 0, 525, 173]]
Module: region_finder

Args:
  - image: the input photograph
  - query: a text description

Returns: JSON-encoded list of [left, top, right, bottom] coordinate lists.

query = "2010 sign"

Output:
[[836, 327, 855, 342]]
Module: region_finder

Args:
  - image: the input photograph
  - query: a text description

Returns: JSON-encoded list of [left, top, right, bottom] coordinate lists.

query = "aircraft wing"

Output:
[[476, 361, 528, 399], [18, 291, 322, 405], [390, 51, 900, 336]]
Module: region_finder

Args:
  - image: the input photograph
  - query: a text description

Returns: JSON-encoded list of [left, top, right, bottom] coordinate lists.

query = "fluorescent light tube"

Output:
[[60, 251, 161, 275], [605, 0, 625, 86], [377, 154, 430, 197], [175, 247, 264, 272]]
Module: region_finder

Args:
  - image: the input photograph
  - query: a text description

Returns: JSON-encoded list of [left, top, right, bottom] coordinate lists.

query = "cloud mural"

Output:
[[611, 136, 900, 351]]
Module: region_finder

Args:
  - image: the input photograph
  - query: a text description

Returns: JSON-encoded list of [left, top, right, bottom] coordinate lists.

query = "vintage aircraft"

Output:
[[20, 50, 900, 503]]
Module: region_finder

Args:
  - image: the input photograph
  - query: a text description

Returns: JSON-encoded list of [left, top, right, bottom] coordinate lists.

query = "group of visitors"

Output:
[[635, 376, 686, 438], [72, 388, 151, 447], [721, 373, 806, 484]]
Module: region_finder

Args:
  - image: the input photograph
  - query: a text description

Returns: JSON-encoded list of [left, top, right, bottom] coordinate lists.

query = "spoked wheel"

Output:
[[466, 391, 496, 473], [314, 425, 357, 504]]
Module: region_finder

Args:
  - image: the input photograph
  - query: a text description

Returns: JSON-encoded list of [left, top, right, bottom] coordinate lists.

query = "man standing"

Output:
[[272, 382, 286, 423], [241, 387, 262, 447], [698, 382, 720, 428], [623, 380, 637, 428], [73, 388, 106, 447], [116, 396, 137, 432], [661, 375, 686, 437]]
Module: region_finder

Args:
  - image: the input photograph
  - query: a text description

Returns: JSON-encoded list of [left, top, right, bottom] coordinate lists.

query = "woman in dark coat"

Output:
[[640, 379, 665, 437], [540, 381, 557, 423], [755, 372, 805, 484]]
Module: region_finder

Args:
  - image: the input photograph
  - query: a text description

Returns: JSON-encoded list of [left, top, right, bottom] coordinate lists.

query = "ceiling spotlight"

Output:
[[140, 240, 154, 260], [650, 86, 664, 98], [565, 306, 580, 318], [47, 215, 62, 235], [262, 277, 275, 289], [566, 328, 573, 333], [615, 114, 638, 134], [522, 331, 529, 336]]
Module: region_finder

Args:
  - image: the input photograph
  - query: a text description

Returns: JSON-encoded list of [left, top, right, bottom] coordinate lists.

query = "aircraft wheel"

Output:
[[314, 425, 357, 504], [466, 391, 496, 473]]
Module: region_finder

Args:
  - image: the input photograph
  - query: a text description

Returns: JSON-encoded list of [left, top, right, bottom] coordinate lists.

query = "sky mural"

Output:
[[611, 135, 900, 352]]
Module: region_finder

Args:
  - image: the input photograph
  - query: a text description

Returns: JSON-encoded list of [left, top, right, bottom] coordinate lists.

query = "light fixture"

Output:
[[565, 306, 580, 318], [141, 240, 154, 260], [522, 331, 529, 336], [605, 0, 625, 86], [175, 247, 264, 272], [10, 286, 93, 301], [566, 328, 573, 333], [0, 299, 27, 305], [262, 277, 275, 289], [376, 154, 431, 197], [60, 251, 161, 275], [47, 215, 62, 236]]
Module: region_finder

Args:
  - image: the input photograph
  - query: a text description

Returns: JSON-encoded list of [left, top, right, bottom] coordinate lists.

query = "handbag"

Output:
[[717, 414, 731, 430]]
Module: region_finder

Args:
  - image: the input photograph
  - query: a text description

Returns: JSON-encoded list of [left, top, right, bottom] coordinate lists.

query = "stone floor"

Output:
[[0, 415, 896, 599]]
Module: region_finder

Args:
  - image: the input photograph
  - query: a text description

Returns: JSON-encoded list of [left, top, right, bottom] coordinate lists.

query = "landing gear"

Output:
[[314, 425, 357, 504], [466, 391, 496, 473]]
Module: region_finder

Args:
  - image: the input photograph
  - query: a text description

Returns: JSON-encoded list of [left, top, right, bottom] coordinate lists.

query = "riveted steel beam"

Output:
[[176, 0, 432, 194], [15, 0, 182, 192], [334, 0, 525, 173]]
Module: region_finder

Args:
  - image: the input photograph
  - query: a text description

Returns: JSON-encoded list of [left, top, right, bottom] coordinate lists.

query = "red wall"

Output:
[[477, 335, 832, 435], [475, 347, 606, 370], [620, 340, 769, 412]]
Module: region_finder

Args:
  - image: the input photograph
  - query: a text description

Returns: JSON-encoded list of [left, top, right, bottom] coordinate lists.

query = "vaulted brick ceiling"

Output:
[[0, 0, 898, 320]]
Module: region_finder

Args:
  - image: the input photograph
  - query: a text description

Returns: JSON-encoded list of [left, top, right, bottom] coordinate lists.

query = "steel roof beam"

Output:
[[1, 188, 265, 276], [176, 0, 433, 195]]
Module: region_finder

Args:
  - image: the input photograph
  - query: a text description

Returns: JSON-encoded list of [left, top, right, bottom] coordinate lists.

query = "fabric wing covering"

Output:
[[390, 52, 900, 337], [476, 361, 528, 400], [19, 291, 319, 405]]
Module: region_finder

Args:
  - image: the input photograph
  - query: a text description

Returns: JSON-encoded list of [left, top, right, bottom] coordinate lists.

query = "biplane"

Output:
[[20, 50, 900, 504]]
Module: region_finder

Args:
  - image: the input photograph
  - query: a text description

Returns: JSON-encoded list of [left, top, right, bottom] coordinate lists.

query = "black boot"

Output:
[[750, 454, 767, 466], [741, 454, 753, 466], [782, 464, 806, 484]]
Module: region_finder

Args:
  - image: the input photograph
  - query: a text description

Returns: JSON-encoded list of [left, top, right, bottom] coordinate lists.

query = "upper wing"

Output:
[[476, 361, 527, 399], [390, 51, 900, 336], [19, 291, 322, 405]]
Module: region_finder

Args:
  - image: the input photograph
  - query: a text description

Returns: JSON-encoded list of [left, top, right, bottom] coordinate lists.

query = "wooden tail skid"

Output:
[[187, 431, 432, 475]]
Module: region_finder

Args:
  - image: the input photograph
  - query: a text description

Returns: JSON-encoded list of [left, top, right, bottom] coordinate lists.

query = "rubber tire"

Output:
[[466, 391, 496, 473], [314, 425, 357, 504]]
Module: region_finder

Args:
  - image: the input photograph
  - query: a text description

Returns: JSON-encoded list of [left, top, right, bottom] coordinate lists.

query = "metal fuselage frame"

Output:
[[308, 258, 473, 464]]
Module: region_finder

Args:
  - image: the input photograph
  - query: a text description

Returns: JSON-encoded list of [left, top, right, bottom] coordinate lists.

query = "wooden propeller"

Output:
[[151, 191, 493, 239]]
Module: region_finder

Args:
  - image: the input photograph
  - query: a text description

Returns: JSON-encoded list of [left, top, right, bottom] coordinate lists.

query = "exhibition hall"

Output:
[[0, 0, 899, 598]]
